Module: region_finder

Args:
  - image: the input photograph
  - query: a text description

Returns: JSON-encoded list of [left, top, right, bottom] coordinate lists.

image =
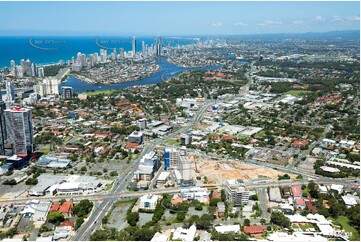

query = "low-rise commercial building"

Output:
[[134, 151, 161, 181], [138, 194, 159, 211], [128, 131, 144, 144], [180, 187, 209, 203], [269, 187, 282, 202]]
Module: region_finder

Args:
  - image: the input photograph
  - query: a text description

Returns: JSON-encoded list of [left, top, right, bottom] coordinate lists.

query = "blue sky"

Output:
[[0, 1, 359, 35]]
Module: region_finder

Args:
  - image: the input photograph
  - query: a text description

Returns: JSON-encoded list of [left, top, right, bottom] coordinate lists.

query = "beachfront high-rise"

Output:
[[5, 107, 34, 155], [158, 36, 163, 56], [142, 41, 146, 56], [132, 36, 137, 55], [5, 79, 15, 103], [10, 60, 15, 71]]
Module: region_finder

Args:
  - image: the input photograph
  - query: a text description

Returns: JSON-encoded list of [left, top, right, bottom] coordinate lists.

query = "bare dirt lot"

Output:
[[189, 154, 297, 184]]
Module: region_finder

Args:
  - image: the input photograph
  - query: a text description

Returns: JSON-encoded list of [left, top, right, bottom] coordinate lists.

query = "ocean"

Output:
[[0, 36, 196, 68], [0, 36, 220, 93]]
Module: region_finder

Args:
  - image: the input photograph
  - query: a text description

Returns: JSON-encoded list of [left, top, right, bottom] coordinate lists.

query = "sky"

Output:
[[0, 1, 359, 36]]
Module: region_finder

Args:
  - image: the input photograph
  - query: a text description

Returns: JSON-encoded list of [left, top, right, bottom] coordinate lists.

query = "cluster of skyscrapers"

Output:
[[7, 59, 44, 78], [71, 36, 165, 72]]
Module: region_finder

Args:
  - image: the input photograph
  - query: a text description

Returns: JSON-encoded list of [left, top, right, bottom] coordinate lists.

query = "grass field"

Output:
[[106, 181, 114, 191], [299, 223, 315, 231], [37, 146, 51, 155], [165, 139, 180, 146], [286, 90, 313, 96], [82, 89, 119, 96], [331, 216, 360, 241]]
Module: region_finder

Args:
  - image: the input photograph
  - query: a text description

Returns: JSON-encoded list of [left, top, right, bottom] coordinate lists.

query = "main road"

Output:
[[72, 99, 213, 240]]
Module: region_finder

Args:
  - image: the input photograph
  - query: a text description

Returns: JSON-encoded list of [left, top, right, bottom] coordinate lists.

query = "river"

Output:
[[58, 58, 220, 93]]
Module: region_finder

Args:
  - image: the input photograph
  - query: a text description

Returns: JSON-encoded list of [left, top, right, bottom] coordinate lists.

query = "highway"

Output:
[[0, 177, 357, 205]]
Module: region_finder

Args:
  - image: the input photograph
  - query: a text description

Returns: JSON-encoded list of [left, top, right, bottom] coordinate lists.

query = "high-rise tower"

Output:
[[5, 107, 33, 155]]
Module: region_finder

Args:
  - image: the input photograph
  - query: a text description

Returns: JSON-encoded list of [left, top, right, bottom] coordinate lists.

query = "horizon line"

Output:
[[0, 29, 359, 37]]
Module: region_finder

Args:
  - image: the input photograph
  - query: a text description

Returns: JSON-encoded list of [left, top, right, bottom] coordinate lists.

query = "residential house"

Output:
[[243, 225, 265, 237], [58, 201, 73, 217]]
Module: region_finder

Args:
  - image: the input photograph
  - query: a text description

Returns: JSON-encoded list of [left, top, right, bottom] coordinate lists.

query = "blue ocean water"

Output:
[[0, 36, 196, 68], [0, 36, 221, 93]]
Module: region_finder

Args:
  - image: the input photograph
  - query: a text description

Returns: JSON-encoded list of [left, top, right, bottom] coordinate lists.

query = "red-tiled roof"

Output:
[[243, 226, 265, 234], [295, 198, 305, 206], [291, 140, 309, 147], [49, 203, 60, 212], [212, 192, 221, 199], [171, 195, 183, 205], [125, 142, 140, 149], [60, 221, 74, 227], [305, 200, 317, 211], [291, 185, 302, 197], [59, 201, 73, 214]]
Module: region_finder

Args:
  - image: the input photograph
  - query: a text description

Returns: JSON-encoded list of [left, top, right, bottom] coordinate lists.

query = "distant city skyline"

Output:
[[0, 1, 359, 36]]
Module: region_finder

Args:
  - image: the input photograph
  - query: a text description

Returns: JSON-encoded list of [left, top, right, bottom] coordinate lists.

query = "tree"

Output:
[[110, 171, 118, 177], [270, 211, 290, 228], [183, 215, 199, 229], [74, 218, 84, 230], [278, 174, 290, 180], [47, 212, 64, 224], [243, 218, 251, 226], [221, 189, 226, 202], [260, 218, 266, 225], [73, 200, 93, 218], [195, 214, 214, 229], [3, 179, 16, 186], [307, 181, 320, 198], [90, 228, 118, 241], [210, 198, 222, 207], [127, 212, 139, 226], [133, 227, 156, 241], [176, 212, 186, 222], [25, 178, 38, 185]]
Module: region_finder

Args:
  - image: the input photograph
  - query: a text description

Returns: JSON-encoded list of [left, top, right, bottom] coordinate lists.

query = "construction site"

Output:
[[187, 153, 298, 184]]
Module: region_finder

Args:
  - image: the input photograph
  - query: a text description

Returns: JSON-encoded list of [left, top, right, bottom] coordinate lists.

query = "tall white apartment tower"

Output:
[[5, 107, 33, 155], [132, 36, 137, 56]]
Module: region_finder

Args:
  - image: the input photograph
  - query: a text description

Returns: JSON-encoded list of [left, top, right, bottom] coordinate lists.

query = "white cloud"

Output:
[[257, 20, 282, 27], [345, 15, 360, 21], [233, 22, 248, 26], [331, 15, 360, 24], [211, 22, 222, 27], [291, 20, 304, 25], [332, 15, 343, 22], [315, 15, 326, 22]]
